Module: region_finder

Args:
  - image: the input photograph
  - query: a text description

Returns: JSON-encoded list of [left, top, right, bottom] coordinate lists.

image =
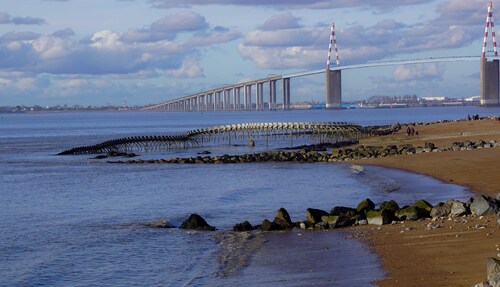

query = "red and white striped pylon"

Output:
[[326, 22, 340, 69], [482, 1, 498, 58]]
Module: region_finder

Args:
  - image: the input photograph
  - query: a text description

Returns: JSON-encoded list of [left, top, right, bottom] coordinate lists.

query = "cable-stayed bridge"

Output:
[[143, 2, 500, 112]]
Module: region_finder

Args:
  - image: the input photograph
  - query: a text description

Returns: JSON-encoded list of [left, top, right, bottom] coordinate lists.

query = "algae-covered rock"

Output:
[[379, 200, 400, 212], [273, 207, 293, 229], [366, 209, 393, 225], [180, 214, 216, 231], [330, 206, 358, 218], [306, 208, 329, 224], [396, 206, 429, 221], [233, 220, 254, 232], [413, 199, 433, 212], [260, 219, 283, 231], [357, 198, 375, 213], [322, 215, 355, 228]]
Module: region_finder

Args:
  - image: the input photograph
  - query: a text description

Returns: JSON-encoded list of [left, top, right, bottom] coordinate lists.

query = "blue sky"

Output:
[[0, 0, 495, 106]]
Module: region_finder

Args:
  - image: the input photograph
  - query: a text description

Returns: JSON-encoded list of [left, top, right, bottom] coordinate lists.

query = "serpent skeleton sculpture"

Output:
[[57, 121, 397, 155]]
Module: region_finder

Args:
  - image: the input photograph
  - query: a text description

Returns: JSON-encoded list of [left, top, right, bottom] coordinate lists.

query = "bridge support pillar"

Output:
[[480, 58, 500, 106], [257, 83, 264, 111], [244, 85, 252, 111], [282, 78, 291, 110], [269, 80, 277, 110], [326, 69, 342, 109]]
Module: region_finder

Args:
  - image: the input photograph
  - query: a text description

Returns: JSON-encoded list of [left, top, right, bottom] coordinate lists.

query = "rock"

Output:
[[306, 208, 329, 224], [487, 258, 500, 287], [248, 139, 255, 147], [413, 199, 433, 212], [379, 200, 400, 212], [473, 282, 492, 287], [260, 219, 283, 231], [147, 220, 175, 228], [330, 206, 358, 218], [197, 150, 211, 155], [273, 208, 293, 229], [299, 222, 307, 229], [233, 220, 253, 232], [357, 198, 375, 213], [424, 142, 435, 150], [179, 214, 216, 231], [366, 209, 394, 225], [448, 199, 468, 217], [396, 206, 429, 221], [431, 202, 451, 218], [321, 215, 355, 228], [470, 195, 500, 216], [357, 219, 368, 225], [350, 164, 364, 173]]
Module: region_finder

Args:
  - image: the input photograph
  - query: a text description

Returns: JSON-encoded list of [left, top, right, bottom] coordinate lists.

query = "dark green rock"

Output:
[[306, 208, 329, 224], [273, 208, 293, 229], [366, 209, 394, 225], [179, 214, 215, 231], [330, 206, 358, 218], [379, 200, 400, 212], [396, 206, 429, 221], [233, 220, 254, 232], [356, 198, 375, 213], [260, 219, 283, 231]]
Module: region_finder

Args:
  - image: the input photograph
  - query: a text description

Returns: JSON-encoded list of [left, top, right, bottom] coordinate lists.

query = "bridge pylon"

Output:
[[325, 22, 342, 109], [480, 1, 500, 106]]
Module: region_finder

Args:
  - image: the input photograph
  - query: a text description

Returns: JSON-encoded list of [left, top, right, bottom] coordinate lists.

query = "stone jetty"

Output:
[[109, 139, 498, 164]]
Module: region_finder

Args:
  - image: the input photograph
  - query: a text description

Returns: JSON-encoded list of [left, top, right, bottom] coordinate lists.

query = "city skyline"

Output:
[[0, 0, 495, 106]]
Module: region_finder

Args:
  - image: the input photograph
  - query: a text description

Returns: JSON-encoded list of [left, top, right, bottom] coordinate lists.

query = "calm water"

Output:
[[1, 106, 498, 286]]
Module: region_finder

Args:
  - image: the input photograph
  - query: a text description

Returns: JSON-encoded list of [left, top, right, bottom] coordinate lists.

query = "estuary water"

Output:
[[1, 106, 499, 286]]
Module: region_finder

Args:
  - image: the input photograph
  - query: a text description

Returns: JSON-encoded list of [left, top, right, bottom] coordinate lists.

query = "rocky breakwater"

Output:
[[147, 213, 216, 231], [229, 195, 500, 232], [110, 139, 499, 164]]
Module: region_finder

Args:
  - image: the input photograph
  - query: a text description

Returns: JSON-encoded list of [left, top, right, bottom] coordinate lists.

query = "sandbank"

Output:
[[352, 118, 500, 286]]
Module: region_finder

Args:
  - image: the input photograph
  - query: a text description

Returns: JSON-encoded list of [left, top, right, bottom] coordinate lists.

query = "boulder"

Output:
[[424, 142, 435, 150], [470, 195, 500, 216], [413, 199, 433, 213], [233, 220, 254, 232], [430, 202, 451, 218], [357, 198, 375, 213], [487, 258, 500, 287], [321, 215, 355, 228], [147, 220, 175, 228], [179, 214, 216, 231], [396, 206, 429, 221], [366, 209, 394, 225], [330, 206, 358, 218], [306, 208, 329, 224], [448, 199, 468, 217], [379, 200, 400, 212], [273, 208, 293, 229], [260, 219, 283, 231]]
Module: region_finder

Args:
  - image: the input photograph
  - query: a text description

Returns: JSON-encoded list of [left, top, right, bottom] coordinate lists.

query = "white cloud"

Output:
[[165, 58, 204, 78], [392, 63, 445, 81]]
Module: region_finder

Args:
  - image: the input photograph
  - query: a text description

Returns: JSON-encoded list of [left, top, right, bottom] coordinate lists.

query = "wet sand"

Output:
[[352, 118, 500, 286]]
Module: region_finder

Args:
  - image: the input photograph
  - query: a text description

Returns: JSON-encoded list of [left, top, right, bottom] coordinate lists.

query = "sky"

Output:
[[0, 0, 496, 106]]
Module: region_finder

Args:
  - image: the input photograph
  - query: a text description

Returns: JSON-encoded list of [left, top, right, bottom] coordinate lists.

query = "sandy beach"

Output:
[[351, 118, 500, 286]]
